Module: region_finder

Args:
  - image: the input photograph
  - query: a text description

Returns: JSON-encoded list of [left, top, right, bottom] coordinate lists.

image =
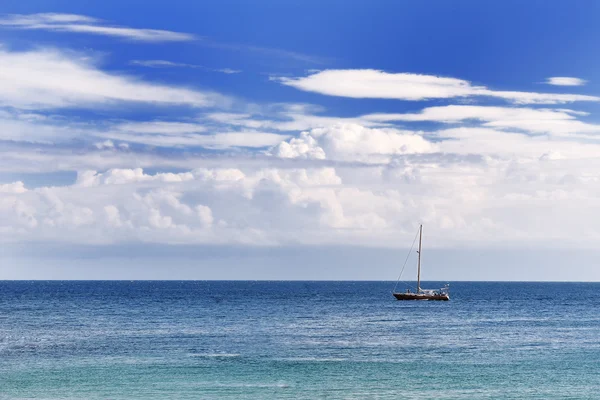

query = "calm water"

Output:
[[1, 281, 599, 399]]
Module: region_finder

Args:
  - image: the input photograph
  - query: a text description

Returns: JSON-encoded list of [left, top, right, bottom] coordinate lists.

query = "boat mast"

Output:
[[417, 224, 422, 293]]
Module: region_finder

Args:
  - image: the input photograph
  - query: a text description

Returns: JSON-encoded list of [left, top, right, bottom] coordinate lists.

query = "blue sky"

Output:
[[1, 1, 600, 280]]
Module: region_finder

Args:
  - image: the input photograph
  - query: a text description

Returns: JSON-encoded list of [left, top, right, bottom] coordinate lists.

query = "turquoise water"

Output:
[[1, 281, 599, 399]]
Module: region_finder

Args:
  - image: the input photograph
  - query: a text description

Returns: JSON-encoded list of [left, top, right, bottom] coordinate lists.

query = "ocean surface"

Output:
[[1, 281, 599, 399]]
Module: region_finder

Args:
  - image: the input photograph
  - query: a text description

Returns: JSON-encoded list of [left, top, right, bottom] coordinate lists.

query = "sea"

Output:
[[1, 281, 599, 399]]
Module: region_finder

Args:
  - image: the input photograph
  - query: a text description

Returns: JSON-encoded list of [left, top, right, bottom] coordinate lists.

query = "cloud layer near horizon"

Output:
[[3, 153, 599, 249]]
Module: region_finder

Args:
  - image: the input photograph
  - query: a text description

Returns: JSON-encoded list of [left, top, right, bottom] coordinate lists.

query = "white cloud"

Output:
[[0, 13, 195, 42], [0, 167, 348, 245], [270, 123, 437, 162], [0, 44, 598, 253], [267, 121, 600, 175], [0, 109, 87, 143], [277, 70, 480, 100], [75, 168, 195, 187], [277, 70, 600, 104], [0, 46, 224, 110], [545, 77, 587, 86], [0, 13, 323, 65], [0, 181, 27, 193], [2, 160, 600, 249], [273, 132, 327, 160], [203, 107, 384, 133], [94, 140, 116, 150], [487, 90, 597, 105], [0, 109, 287, 150], [103, 131, 289, 149], [363, 105, 600, 135], [115, 121, 208, 135], [433, 126, 600, 160], [364, 105, 582, 123]]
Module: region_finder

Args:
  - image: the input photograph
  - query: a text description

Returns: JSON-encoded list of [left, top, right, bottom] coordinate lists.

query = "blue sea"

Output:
[[1, 281, 599, 399]]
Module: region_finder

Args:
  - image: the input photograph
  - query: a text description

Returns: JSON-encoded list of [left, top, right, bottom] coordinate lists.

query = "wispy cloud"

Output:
[[545, 77, 588, 86], [130, 59, 241, 74], [102, 131, 289, 149], [362, 105, 600, 135], [105, 120, 289, 148], [0, 13, 325, 64], [199, 39, 329, 65], [276, 70, 600, 104], [0, 108, 288, 151], [0, 46, 227, 109], [0, 13, 195, 42]]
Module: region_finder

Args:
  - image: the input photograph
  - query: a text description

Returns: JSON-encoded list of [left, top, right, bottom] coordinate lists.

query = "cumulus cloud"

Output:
[[545, 77, 587, 86], [0, 181, 27, 193], [270, 123, 436, 162], [2, 160, 599, 248], [0, 167, 351, 245], [267, 120, 600, 168], [0, 13, 195, 42], [276, 70, 600, 104], [0, 46, 223, 110]]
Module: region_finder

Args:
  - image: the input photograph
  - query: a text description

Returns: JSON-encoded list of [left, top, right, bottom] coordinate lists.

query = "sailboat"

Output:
[[392, 224, 450, 301]]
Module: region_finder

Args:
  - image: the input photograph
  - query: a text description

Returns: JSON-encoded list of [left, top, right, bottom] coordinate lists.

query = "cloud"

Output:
[[0, 108, 291, 151], [364, 105, 587, 123], [270, 123, 436, 162], [0, 181, 27, 193], [114, 121, 208, 135], [545, 77, 587, 86], [276, 70, 600, 104], [103, 131, 290, 149], [2, 159, 600, 249], [432, 126, 600, 160], [0, 13, 195, 42], [94, 140, 116, 150], [104, 120, 290, 149], [203, 104, 383, 133], [0, 167, 348, 245], [0, 46, 224, 109], [0, 39, 598, 253], [0, 109, 87, 143], [130, 60, 241, 74], [363, 105, 600, 135], [0, 13, 323, 64]]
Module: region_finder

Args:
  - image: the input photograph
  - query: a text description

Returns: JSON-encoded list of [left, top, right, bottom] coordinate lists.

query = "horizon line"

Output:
[[1, 279, 599, 283]]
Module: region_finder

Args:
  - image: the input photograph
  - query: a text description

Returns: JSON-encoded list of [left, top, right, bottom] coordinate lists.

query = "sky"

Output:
[[1, 0, 600, 280]]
